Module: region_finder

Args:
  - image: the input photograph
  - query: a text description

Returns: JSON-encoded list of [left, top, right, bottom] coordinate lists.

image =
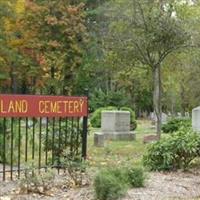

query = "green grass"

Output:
[[88, 119, 200, 171], [87, 120, 155, 169], [2, 119, 156, 170]]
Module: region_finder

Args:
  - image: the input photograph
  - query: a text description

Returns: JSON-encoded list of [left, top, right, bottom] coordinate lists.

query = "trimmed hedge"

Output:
[[120, 107, 137, 130], [90, 106, 116, 128], [90, 106, 137, 130]]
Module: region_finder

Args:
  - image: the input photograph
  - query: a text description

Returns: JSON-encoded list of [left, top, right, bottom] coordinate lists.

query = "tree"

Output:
[[18, 0, 87, 95], [103, 0, 190, 137], [0, 1, 15, 92], [117, 66, 153, 116], [74, 0, 118, 96], [0, 0, 41, 94]]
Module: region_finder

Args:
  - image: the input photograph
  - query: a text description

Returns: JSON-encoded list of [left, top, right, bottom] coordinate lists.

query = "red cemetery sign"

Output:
[[0, 95, 88, 117]]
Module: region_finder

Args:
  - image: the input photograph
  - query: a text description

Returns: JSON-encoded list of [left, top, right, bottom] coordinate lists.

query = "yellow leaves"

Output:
[[4, 19, 12, 32], [0, 57, 6, 65], [8, 38, 24, 47], [4, 0, 25, 47], [15, 0, 25, 14]]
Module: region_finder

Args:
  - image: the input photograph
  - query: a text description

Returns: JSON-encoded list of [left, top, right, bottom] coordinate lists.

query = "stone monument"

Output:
[[150, 112, 168, 125], [192, 106, 200, 132], [94, 111, 135, 146]]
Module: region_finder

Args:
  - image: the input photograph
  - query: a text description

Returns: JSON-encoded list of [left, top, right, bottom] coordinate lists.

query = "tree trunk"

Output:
[[153, 64, 162, 139], [180, 83, 186, 117], [50, 66, 56, 95], [10, 63, 17, 93]]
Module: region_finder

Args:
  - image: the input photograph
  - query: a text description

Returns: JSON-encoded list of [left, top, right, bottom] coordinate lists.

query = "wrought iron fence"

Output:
[[0, 95, 88, 181]]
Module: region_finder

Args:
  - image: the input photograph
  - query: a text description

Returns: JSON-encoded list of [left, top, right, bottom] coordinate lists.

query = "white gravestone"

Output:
[[101, 111, 130, 133], [192, 106, 200, 132], [41, 118, 48, 125], [94, 111, 135, 144], [151, 112, 168, 125]]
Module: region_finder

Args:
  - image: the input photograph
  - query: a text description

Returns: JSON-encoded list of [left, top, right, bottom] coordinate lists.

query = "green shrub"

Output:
[[90, 106, 137, 130], [94, 167, 145, 200], [90, 106, 117, 128], [162, 118, 191, 133], [143, 128, 200, 171], [120, 107, 137, 130], [127, 167, 145, 187], [94, 168, 128, 200], [43, 120, 82, 163]]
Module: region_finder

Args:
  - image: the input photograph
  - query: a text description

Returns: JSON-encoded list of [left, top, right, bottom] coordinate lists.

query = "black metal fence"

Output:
[[0, 115, 88, 181]]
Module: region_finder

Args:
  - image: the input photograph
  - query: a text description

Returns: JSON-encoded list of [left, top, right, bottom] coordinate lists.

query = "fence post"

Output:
[[82, 89, 89, 159]]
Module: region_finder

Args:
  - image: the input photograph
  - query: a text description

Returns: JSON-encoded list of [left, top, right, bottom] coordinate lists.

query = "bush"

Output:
[[94, 167, 145, 200], [20, 167, 55, 194], [61, 154, 87, 186], [162, 118, 191, 133], [143, 128, 200, 171], [94, 168, 128, 200], [90, 106, 117, 128], [127, 167, 145, 187], [120, 107, 137, 130], [90, 106, 137, 130], [43, 119, 82, 163]]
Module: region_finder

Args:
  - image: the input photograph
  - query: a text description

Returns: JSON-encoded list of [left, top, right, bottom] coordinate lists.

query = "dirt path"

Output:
[[124, 171, 200, 200], [0, 170, 200, 200]]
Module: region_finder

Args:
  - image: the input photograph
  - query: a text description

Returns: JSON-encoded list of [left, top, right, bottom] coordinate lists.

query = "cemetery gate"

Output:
[[0, 94, 88, 181]]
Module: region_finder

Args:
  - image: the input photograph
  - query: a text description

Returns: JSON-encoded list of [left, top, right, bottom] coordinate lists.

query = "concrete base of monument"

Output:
[[104, 131, 135, 140], [94, 131, 135, 143]]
